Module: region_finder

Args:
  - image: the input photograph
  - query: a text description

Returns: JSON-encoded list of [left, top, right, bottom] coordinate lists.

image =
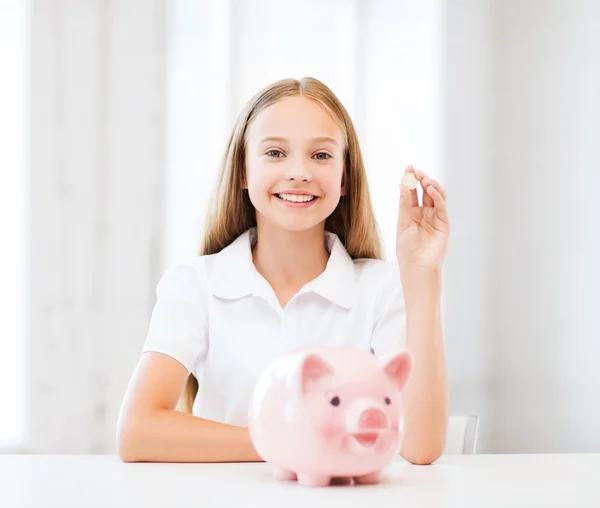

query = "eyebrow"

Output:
[[258, 136, 339, 146]]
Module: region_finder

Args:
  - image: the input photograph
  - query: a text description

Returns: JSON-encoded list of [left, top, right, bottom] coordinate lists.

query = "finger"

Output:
[[427, 184, 449, 224], [417, 172, 435, 208], [419, 175, 448, 208], [414, 170, 441, 207], [398, 182, 413, 230], [423, 177, 447, 201]]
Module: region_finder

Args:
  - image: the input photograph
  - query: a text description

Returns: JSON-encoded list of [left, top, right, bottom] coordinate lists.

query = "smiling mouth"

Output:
[[352, 432, 380, 448], [275, 193, 317, 203]]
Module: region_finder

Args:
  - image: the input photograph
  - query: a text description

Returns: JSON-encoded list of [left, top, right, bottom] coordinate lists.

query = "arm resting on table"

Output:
[[116, 352, 262, 463]]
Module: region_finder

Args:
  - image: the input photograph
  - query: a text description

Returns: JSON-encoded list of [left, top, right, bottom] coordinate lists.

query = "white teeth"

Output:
[[277, 193, 315, 203]]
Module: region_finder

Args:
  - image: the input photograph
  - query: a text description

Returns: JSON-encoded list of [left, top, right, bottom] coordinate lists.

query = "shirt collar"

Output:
[[204, 227, 357, 309]]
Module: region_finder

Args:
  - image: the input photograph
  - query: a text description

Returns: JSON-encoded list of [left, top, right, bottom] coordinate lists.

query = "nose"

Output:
[[286, 160, 312, 182], [358, 407, 388, 430]]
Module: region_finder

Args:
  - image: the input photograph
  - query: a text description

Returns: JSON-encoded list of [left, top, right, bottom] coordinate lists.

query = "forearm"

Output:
[[118, 410, 263, 463], [399, 268, 449, 465]]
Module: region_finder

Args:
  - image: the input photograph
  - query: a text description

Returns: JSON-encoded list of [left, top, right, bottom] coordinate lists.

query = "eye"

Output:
[[314, 152, 331, 160], [330, 396, 340, 406], [385, 397, 391, 405], [266, 150, 284, 158]]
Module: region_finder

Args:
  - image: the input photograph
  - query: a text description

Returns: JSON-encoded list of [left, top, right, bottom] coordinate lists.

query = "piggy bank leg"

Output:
[[273, 467, 297, 481], [353, 471, 381, 485], [297, 473, 331, 487]]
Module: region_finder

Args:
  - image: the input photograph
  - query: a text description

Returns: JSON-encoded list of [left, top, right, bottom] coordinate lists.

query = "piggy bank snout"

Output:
[[358, 407, 388, 430]]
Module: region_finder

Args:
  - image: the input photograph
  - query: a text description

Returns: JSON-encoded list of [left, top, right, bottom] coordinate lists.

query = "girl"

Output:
[[117, 77, 450, 465]]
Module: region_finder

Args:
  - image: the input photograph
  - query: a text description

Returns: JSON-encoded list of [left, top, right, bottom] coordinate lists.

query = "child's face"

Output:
[[244, 96, 346, 232]]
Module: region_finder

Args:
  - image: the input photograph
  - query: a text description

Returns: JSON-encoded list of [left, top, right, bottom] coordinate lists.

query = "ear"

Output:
[[379, 351, 412, 392], [291, 353, 334, 397]]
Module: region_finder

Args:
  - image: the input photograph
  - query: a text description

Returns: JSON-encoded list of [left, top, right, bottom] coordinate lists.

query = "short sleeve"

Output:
[[142, 262, 208, 373], [370, 262, 407, 356]]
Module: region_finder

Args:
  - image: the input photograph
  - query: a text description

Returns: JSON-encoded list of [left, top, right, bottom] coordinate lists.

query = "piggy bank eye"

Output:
[[330, 396, 340, 406], [385, 397, 391, 405]]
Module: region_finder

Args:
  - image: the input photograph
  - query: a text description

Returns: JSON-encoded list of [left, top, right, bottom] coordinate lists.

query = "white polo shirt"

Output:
[[142, 227, 406, 427]]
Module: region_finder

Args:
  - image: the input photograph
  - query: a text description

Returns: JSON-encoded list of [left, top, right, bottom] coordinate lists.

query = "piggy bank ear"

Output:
[[291, 353, 334, 396], [379, 351, 412, 392]]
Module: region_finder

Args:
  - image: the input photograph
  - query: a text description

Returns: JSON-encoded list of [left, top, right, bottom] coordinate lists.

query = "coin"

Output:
[[402, 172, 418, 190]]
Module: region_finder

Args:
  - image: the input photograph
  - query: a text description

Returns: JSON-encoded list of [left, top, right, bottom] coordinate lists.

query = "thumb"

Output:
[[398, 182, 413, 230]]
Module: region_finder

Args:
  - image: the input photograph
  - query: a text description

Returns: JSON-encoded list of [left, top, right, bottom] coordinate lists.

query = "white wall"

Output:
[[442, 0, 496, 453], [444, 0, 600, 453], [490, 0, 600, 453]]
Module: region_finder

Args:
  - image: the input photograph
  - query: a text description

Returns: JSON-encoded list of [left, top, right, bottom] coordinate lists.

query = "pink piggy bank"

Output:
[[248, 345, 412, 487]]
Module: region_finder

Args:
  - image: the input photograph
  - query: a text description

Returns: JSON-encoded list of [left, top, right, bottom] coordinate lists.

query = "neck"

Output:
[[252, 222, 330, 293]]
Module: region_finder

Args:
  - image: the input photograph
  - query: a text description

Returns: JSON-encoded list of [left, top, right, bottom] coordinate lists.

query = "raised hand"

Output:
[[396, 165, 450, 272]]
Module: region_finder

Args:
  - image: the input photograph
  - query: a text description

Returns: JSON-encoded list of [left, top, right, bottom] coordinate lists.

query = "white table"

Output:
[[1, 454, 599, 507]]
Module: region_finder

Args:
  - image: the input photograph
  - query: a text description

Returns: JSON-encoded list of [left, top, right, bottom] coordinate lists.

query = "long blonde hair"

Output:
[[178, 76, 383, 413]]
